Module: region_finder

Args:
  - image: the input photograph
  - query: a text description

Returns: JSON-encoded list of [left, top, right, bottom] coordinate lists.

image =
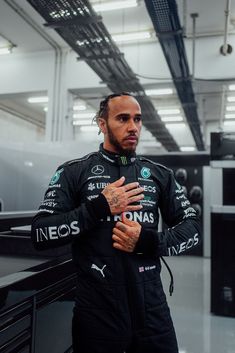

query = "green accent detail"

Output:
[[49, 168, 64, 185], [144, 196, 152, 201], [120, 156, 128, 165], [140, 167, 151, 179]]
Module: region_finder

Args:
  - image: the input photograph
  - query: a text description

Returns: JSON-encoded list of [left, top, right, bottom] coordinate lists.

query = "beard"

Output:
[[106, 123, 138, 156]]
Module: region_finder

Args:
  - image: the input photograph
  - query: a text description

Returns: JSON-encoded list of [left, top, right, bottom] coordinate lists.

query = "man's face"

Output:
[[99, 95, 142, 155]]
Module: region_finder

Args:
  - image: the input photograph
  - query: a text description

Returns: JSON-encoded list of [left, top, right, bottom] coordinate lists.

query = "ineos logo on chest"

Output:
[[91, 165, 105, 175]]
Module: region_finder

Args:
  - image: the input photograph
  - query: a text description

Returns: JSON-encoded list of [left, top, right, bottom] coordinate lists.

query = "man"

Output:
[[31, 92, 200, 353]]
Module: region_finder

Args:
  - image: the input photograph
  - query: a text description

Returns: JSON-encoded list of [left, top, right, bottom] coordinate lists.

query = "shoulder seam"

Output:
[[64, 152, 98, 166], [139, 157, 171, 172]]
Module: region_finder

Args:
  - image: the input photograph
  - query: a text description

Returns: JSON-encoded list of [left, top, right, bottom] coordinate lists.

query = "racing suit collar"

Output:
[[99, 143, 136, 166]]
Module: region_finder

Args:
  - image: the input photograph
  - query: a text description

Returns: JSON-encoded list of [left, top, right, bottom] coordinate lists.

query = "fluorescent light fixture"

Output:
[[73, 120, 94, 125], [80, 126, 99, 132], [112, 31, 152, 43], [24, 161, 34, 167], [227, 96, 235, 102], [165, 123, 186, 129], [225, 114, 235, 119], [28, 96, 49, 103], [161, 116, 183, 122], [224, 120, 235, 126], [93, 0, 138, 12], [158, 109, 180, 115], [44, 107, 48, 112], [226, 106, 235, 111], [73, 112, 94, 119], [228, 84, 235, 91], [0, 47, 11, 55], [73, 104, 86, 111], [145, 88, 173, 96], [180, 146, 196, 152]]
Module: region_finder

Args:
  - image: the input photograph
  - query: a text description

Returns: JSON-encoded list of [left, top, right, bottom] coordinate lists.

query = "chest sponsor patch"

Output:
[[49, 168, 64, 186]]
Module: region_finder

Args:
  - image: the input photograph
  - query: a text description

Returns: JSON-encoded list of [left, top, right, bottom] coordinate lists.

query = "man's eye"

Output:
[[135, 117, 142, 122], [119, 116, 128, 122]]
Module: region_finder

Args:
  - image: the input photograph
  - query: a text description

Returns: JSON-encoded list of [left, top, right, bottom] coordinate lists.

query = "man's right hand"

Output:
[[102, 176, 144, 215]]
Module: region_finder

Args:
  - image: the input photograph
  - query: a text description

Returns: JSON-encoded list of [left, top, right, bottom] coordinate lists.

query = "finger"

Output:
[[127, 194, 144, 204], [125, 204, 143, 211], [120, 215, 136, 226], [112, 234, 125, 243], [112, 235, 127, 249], [115, 222, 127, 232], [126, 187, 144, 197], [111, 176, 125, 187], [121, 212, 125, 223], [113, 242, 131, 252], [113, 228, 128, 240], [123, 182, 140, 192]]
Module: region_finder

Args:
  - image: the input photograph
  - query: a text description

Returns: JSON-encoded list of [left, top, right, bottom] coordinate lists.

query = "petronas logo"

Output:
[[120, 156, 128, 165], [141, 167, 151, 179]]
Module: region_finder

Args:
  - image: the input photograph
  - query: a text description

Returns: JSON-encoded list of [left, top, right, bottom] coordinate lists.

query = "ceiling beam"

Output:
[[26, 0, 180, 151], [144, 0, 205, 151]]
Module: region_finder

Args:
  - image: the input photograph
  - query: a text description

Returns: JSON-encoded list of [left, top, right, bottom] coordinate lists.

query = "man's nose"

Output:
[[127, 119, 138, 131]]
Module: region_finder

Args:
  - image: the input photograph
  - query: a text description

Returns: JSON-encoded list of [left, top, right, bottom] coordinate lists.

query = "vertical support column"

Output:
[[45, 49, 61, 142], [61, 90, 74, 141], [45, 49, 74, 142], [58, 50, 74, 141]]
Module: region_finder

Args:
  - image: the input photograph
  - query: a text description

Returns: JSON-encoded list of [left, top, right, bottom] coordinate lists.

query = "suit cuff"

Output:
[[85, 193, 111, 219], [134, 228, 157, 255]]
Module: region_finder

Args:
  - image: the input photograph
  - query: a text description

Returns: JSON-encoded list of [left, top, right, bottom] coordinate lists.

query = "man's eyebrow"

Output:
[[115, 113, 142, 117], [115, 113, 130, 118]]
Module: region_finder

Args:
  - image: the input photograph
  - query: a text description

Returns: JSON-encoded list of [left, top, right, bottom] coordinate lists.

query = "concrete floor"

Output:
[[161, 256, 235, 353]]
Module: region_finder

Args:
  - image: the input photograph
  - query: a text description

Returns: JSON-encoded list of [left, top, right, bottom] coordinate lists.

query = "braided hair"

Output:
[[93, 92, 133, 133]]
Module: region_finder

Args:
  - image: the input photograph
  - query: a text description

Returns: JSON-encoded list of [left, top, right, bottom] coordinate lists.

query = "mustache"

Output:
[[125, 133, 138, 138]]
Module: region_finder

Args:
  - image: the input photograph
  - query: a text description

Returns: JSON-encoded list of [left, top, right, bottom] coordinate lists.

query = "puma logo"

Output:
[[91, 263, 107, 278]]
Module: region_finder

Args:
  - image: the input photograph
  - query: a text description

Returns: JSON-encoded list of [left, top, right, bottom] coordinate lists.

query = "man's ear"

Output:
[[98, 118, 107, 134]]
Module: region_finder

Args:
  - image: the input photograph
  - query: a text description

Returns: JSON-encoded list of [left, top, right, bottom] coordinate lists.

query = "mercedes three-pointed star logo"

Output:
[[91, 165, 105, 175]]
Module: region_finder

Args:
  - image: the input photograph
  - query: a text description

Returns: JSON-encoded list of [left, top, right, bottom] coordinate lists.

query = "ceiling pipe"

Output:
[[219, 85, 226, 131], [190, 13, 199, 79], [182, 0, 187, 37], [220, 0, 233, 55]]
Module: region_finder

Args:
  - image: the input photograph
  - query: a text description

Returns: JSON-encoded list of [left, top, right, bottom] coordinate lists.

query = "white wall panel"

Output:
[[0, 109, 44, 142], [0, 51, 54, 94]]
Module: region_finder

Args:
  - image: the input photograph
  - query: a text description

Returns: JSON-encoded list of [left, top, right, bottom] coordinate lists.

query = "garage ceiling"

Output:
[[0, 0, 235, 153]]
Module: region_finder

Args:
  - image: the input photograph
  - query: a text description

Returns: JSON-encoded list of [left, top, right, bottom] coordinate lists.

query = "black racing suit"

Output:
[[31, 144, 200, 353]]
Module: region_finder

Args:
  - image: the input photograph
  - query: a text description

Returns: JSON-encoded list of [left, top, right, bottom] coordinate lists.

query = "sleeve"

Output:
[[31, 164, 111, 250], [135, 170, 201, 256]]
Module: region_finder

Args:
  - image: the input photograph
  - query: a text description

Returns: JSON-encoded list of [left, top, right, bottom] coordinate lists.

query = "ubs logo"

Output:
[[91, 165, 105, 175]]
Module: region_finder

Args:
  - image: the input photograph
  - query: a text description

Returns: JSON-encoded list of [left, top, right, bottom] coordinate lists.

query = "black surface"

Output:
[[210, 132, 235, 160], [143, 154, 210, 167], [0, 230, 72, 258], [223, 169, 235, 205], [0, 254, 47, 278], [0, 256, 76, 353], [211, 213, 235, 317]]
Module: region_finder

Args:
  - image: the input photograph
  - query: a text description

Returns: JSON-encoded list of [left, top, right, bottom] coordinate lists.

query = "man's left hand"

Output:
[[112, 214, 141, 252]]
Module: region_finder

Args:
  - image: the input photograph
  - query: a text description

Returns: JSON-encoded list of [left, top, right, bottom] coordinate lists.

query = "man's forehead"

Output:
[[108, 95, 141, 114]]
